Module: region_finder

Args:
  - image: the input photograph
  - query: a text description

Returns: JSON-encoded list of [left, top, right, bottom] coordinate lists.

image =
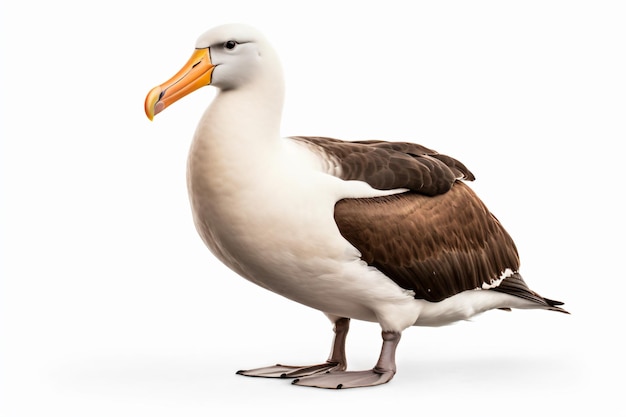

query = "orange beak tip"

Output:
[[144, 86, 162, 121]]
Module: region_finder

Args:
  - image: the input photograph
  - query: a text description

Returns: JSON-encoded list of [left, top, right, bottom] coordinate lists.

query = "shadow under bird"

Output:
[[144, 23, 568, 389]]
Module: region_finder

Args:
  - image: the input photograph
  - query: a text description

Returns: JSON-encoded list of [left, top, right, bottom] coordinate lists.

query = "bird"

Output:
[[144, 23, 568, 389]]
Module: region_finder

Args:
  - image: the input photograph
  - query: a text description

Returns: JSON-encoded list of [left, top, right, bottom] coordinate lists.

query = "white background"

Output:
[[1, 1, 624, 415]]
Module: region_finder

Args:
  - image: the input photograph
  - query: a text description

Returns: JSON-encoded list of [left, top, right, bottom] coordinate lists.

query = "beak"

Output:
[[145, 48, 214, 120]]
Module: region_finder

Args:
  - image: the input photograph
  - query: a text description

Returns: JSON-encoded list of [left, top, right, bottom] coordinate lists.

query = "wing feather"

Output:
[[290, 136, 474, 196], [334, 182, 520, 302]]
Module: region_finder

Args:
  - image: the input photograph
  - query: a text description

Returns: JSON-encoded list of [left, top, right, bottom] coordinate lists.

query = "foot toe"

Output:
[[236, 362, 342, 379]]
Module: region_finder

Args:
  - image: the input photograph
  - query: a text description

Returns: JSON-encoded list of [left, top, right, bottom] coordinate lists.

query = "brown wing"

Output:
[[334, 181, 520, 302], [290, 136, 474, 196]]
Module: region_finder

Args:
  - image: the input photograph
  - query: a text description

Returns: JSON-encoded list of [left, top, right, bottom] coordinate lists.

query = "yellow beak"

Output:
[[145, 48, 215, 120]]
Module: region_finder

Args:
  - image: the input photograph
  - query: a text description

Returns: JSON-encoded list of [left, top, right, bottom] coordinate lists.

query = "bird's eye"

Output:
[[224, 40, 238, 50]]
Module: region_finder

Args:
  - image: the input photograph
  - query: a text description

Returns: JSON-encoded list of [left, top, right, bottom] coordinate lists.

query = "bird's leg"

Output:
[[236, 317, 350, 379], [292, 330, 401, 389], [325, 317, 349, 369]]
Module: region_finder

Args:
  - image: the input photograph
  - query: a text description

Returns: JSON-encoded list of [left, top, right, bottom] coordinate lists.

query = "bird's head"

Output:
[[145, 24, 276, 120]]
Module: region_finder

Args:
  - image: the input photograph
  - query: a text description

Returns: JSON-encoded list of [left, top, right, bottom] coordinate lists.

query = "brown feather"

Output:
[[290, 136, 474, 196], [334, 182, 520, 302]]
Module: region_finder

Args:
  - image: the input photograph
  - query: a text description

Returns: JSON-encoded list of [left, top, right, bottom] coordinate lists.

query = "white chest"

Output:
[[187, 137, 352, 281]]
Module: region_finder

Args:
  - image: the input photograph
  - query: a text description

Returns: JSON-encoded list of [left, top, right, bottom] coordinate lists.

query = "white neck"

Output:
[[186, 65, 286, 201], [195, 53, 285, 151]]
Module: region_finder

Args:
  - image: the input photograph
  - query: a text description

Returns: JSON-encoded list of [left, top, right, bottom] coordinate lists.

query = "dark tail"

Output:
[[492, 272, 570, 314]]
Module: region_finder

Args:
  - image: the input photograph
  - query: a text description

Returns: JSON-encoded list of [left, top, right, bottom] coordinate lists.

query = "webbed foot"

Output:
[[292, 368, 395, 389], [236, 361, 344, 379]]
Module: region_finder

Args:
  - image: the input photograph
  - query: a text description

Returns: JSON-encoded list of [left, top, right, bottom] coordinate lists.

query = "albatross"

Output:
[[144, 23, 568, 389]]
